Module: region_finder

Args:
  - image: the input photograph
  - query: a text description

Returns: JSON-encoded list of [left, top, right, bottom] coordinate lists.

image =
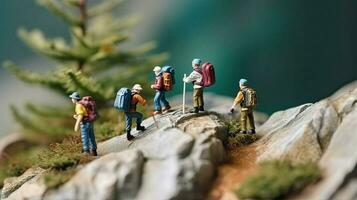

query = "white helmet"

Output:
[[153, 66, 161, 72], [132, 84, 143, 91]]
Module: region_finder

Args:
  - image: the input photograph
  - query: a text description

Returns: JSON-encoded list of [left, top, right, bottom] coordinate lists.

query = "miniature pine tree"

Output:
[[3, 0, 167, 143]]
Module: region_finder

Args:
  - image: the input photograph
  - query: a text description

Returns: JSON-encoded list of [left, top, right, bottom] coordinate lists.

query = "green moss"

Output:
[[224, 119, 260, 149], [37, 136, 82, 170], [226, 133, 260, 149], [0, 147, 45, 188], [95, 122, 122, 142], [0, 123, 123, 188], [226, 120, 240, 136], [43, 169, 77, 189], [235, 160, 321, 200]]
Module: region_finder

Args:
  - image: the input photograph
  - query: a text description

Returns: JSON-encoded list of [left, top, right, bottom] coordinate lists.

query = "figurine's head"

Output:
[[69, 92, 81, 103], [239, 79, 248, 89], [132, 84, 143, 93], [153, 66, 162, 76], [192, 58, 201, 68]]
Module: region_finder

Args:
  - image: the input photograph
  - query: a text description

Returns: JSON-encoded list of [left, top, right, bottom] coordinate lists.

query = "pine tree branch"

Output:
[[18, 28, 88, 62], [87, 0, 123, 18], [64, 0, 81, 7], [10, 105, 73, 142], [3, 61, 68, 94], [65, 71, 115, 102], [87, 14, 138, 40], [25, 103, 72, 118], [37, 0, 81, 26]]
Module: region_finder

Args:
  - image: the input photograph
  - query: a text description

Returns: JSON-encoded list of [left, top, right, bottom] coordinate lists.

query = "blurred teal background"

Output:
[[1, 0, 356, 137]]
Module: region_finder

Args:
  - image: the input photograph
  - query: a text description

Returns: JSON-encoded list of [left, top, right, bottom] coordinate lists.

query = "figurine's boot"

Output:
[[248, 129, 256, 134], [199, 106, 205, 112], [162, 105, 171, 113], [82, 149, 90, 155], [153, 110, 162, 115], [239, 130, 247, 134], [190, 107, 199, 113], [90, 149, 98, 156], [137, 125, 146, 131], [127, 130, 135, 141]]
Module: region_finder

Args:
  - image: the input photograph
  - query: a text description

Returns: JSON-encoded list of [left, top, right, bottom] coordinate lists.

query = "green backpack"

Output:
[[241, 88, 257, 108]]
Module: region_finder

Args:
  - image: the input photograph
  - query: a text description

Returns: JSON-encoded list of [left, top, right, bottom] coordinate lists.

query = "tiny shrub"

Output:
[[95, 122, 122, 142], [37, 136, 82, 170], [235, 160, 321, 200], [43, 169, 77, 189]]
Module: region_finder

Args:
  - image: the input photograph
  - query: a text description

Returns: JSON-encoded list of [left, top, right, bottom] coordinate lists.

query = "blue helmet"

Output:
[[239, 79, 248, 86], [69, 92, 81, 100], [192, 58, 202, 65]]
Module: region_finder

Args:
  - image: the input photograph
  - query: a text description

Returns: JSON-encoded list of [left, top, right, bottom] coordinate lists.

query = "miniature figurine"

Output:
[[114, 84, 146, 141], [69, 92, 98, 156], [150, 66, 173, 115], [183, 58, 215, 113], [230, 79, 257, 134]]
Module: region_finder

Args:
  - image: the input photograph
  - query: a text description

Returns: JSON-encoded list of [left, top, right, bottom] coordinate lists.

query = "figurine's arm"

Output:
[[230, 91, 244, 112], [183, 71, 199, 83], [74, 103, 85, 131], [136, 94, 147, 106], [74, 115, 83, 132], [152, 77, 163, 90]]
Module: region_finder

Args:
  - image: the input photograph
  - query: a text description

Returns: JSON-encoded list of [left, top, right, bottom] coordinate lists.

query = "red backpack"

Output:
[[201, 62, 215, 87], [79, 96, 99, 122]]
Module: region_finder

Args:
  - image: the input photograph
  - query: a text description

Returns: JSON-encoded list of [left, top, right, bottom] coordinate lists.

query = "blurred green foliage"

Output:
[[225, 120, 260, 149], [3, 0, 166, 143], [43, 169, 77, 189], [236, 160, 321, 200], [0, 0, 166, 188], [0, 147, 45, 188]]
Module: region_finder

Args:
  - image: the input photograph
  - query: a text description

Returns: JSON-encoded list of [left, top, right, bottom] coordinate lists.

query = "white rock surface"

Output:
[[255, 81, 357, 200], [3, 167, 47, 200], [45, 150, 144, 200]]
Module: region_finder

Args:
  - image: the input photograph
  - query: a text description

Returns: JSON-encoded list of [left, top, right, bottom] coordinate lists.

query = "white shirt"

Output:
[[183, 70, 203, 89]]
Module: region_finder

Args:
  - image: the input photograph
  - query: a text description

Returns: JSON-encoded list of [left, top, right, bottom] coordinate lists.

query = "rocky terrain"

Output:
[[1, 81, 357, 200], [2, 109, 230, 200], [256, 81, 357, 200]]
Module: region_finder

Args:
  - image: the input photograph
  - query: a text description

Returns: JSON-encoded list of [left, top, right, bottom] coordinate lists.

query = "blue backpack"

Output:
[[161, 66, 175, 85], [114, 88, 132, 112]]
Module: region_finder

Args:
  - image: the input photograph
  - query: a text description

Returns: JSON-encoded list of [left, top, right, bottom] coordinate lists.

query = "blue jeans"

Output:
[[154, 90, 170, 111], [80, 121, 97, 151], [125, 112, 143, 131]]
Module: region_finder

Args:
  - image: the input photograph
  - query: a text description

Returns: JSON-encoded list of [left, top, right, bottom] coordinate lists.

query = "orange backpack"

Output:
[[163, 73, 173, 91], [162, 66, 175, 91]]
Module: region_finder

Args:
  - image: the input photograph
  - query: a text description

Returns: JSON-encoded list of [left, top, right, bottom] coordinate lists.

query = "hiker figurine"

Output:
[[69, 92, 98, 156], [114, 84, 146, 141], [183, 58, 215, 113], [151, 66, 174, 115], [230, 79, 257, 134]]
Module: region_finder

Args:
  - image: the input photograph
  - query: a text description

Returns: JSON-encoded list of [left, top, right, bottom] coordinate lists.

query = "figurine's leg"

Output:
[[154, 91, 162, 112], [198, 89, 204, 111], [240, 110, 248, 133], [125, 113, 132, 132], [192, 89, 199, 113], [160, 91, 170, 108], [88, 123, 97, 156], [80, 122, 90, 152], [125, 113, 135, 140], [134, 112, 143, 126], [88, 123, 97, 151], [247, 110, 256, 133]]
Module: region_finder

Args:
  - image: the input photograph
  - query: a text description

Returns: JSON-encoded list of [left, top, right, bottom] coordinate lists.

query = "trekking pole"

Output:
[[183, 74, 187, 114], [152, 113, 159, 129]]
